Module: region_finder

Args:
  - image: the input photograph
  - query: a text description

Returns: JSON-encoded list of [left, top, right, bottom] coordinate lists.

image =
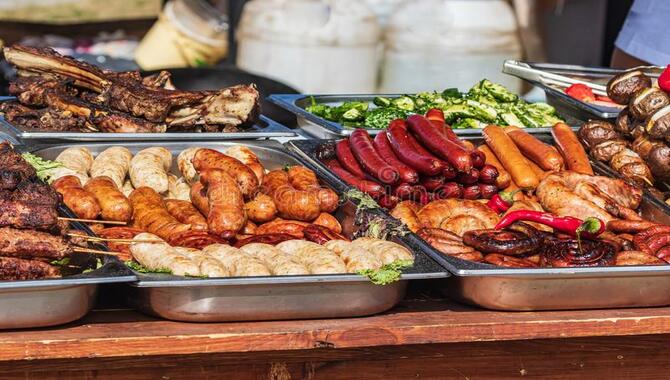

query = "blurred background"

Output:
[[0, 0, 637, 97]]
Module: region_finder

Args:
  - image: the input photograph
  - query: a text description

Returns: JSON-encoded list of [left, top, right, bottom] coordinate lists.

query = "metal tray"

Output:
[[0, 96, 296, 143], [503, 62, 641, 122], [32, 140, 447, 322], [268, 94, 560, 139], [286, 136, 670, 311], [0, 205, 136, 329]]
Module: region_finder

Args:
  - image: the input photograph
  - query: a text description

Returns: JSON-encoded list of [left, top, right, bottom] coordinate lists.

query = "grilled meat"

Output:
[[0, 227, 72, 259], [4, 45, 260, 129], [0, 256, 59, 280], [0, 142, 36, 190], [0, 101, 90, 132], [10, 181, 61, 206], [0, 199, 59, 230], [8, 77, 165, 133]]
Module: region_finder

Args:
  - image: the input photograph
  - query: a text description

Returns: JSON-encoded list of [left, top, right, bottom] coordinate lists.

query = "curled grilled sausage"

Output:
[[164, 199, 208, 231], [168, 230, 227, 249], [52, 175, 101, 220], [199, 168, 247, 239], [192, 148, 259, 198], [261, 169, 321, 222], [84, 176, 132, 222]]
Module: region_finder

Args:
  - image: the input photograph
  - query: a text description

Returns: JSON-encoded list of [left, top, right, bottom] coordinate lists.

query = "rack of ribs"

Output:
[[3, 45, 260, 130]]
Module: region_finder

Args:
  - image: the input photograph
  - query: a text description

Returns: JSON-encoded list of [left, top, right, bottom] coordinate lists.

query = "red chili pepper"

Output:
[[486, 190, 518, 214], [565, 83, 596, 103], [659, 64, 670, 94], [494, 210, 605, 238]]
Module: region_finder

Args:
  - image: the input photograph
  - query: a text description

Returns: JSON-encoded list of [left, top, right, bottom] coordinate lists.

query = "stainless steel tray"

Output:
[[0, 96, 296, 142], [286, 136, 670, 311], [32, 140, 447, 322], [0, 206, 136, 329], [268, 94, 559, 139], [503, 62, 640, 122]]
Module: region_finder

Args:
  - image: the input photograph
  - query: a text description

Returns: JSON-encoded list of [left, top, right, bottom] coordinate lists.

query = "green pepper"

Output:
[[373, 96, 392, 107], [391, 96, 415, 112]]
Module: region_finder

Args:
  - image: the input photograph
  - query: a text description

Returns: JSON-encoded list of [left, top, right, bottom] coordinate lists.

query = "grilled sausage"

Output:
[[84, 176, 132, 222], [244, 193, 278, 223], [192, 148, 259, 198], [129, 187, 190, 240], [165, 199, 208, 231], [52, 175, 101, 220], [261, 169, 321, 222], [199, 168, 247, 239], [552, 123, 594, 175], [483, 125, 538, 189]]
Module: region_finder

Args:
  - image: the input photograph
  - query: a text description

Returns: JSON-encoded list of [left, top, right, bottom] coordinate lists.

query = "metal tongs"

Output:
[[503, 60, 609, 96]]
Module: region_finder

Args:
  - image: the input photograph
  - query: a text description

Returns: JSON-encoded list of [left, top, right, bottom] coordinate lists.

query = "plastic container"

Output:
[[380, 0, 523, 94], [135, 0, 228, 70], [236, 0, 381, 94]]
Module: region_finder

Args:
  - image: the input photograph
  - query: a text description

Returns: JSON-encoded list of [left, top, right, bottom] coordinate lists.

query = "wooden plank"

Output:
[[1, 335, 670, 379], [3, 298, 670, 362]]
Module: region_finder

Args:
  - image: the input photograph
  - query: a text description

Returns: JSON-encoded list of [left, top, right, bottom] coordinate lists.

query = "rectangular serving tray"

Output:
[[268, 93, 559, 139], [502, 62, 662, 122], [0, 201, 136, 329], [0, 96, 296, 143], [286, 136, 670, 311], [32, 140, 447, 322]]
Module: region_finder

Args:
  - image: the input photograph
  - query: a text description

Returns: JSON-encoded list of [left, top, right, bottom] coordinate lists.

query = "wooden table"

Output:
[[2, 284, 670, 380]]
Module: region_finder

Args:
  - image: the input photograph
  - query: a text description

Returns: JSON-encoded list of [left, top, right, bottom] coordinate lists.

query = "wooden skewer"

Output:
[[72, 247, 120, 256], [58, 217, 127, 225], [68, 233, 162, 244]]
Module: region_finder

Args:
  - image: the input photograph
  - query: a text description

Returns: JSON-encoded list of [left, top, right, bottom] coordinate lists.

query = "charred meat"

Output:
[[3, 45, 260, 130]]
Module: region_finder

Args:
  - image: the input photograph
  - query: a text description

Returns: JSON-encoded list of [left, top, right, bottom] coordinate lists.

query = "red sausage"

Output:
[[387, 119, 444, 176], [420, 176, 445, 191], [394, 182, 414, 199], [407, 114, 473, 172], [323, 159, 384, 198], [377, 194, 399, 209], [335, 139, 367, 178], [405, 121, 457, 177], [349, 129, 400, 185], [426, 109, 484, 169], [373, 131, 419, 184], [634, 226, 670, 252]]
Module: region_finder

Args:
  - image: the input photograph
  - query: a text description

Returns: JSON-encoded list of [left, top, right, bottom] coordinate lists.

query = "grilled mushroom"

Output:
[[610, 149, 653, 186], [578, 120, 618, 149], [647, 143, 670, 180], [629, 87, 670, 120], [645, 105, 670, 139], [632, 134, 666, 160], [615, 107, 635, 136], [607, 70, 652, 105], [590, 139, 628, 162]]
